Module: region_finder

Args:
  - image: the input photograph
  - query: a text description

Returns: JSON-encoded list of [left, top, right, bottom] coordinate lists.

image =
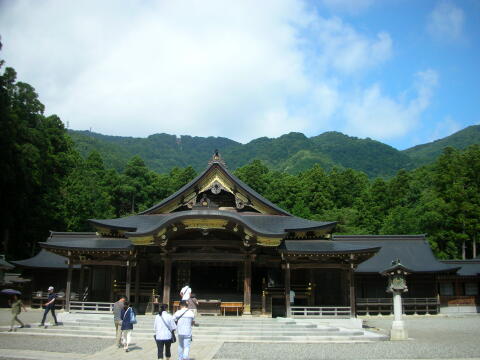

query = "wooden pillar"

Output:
[[109, 266, 115, 302], [134, 260, 140, 307], [349, 267, 356, 317], [308, 269, 315, 306], [163, 257, 172, 309], [78, 265, 85, 298], [66, 258, 73, 312], [285, 261, 291, 318], [243, 256, 252, 315], [126, 260, 132, 302]]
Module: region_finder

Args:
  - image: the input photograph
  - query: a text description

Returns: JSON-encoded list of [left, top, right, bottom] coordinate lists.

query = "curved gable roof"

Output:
[[90, 211, 336, 238], [140, 161, 291, 216], [333, 235, 459, 273]]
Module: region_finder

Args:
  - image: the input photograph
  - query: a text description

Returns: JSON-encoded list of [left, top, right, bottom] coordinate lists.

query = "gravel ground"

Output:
[[0, 334, 113, 354], [214, 316, 480, 359]]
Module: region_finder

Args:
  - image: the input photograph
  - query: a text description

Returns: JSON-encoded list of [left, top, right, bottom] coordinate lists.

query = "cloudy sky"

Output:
[[0, 0, 479, 149]]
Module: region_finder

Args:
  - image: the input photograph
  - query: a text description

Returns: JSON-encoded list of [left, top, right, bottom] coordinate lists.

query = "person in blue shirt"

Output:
[[39, 286, 59, 327], [120, 301, 135, 352]]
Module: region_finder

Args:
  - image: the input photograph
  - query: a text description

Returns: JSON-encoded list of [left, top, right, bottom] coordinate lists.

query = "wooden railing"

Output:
[[291, 306, 351, 318], [171, 300, 244, 316], [221, 302, 244, 316], [113, 281, 158, 295], [69, 301, 114, 312], [356, 297, 439, 315]]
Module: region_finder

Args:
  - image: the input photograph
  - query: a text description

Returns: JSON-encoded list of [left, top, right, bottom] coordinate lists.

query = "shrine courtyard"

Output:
[[0, 309, 479, 360]]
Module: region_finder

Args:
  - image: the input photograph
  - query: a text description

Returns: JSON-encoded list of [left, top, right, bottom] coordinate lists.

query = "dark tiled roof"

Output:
[[11, 232, 131, 268], [10, 250, 79, 269], [333, 235, 459, 273], [0, 258, 14, 269], [90, 211, 336, 238], [279, 240, 380, 254], [40, 239, 133, 251], [139, 162, 291, 215], [441, 260, 480, 276]]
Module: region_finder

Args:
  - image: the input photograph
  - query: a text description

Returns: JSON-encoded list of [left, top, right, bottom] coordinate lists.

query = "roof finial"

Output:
[[208, 149, 227, 168]]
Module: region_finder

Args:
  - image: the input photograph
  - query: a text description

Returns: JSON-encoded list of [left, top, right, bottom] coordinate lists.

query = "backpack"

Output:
[[129, 308, 137, 324]]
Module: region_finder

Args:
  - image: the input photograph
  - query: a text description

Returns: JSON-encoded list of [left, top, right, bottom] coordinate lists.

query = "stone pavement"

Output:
[[1, 310, 480, 359], [84, 340, 223, 360], [0, 336, 222, 360]]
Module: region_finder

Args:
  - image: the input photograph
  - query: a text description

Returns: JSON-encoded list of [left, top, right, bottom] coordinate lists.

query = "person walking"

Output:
[[113, 295, 126, 347], [187, 293, 199, 317], [120, 301, 135, 352], [174, 300, 195, 360], [39, 286, 59, 327], [179, 284, 191, 301], [9, 295, 26, 332], [154, 304, 177, 360]]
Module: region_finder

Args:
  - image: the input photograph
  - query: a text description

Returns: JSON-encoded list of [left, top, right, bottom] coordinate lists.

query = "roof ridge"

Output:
[[139, 158, 292, 216]]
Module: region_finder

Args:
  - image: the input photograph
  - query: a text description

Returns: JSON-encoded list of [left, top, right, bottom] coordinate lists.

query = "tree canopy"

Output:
[[1, 54, 479, 261]]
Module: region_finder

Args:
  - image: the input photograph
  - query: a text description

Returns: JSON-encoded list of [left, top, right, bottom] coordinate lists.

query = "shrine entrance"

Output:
[[181, 263, 243, 300]]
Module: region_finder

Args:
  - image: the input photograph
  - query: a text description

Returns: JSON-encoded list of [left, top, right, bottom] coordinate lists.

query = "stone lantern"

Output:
[[381, 259, 411, 340]]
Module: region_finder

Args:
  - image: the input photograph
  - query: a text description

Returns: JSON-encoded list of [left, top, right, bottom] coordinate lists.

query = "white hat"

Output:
[[48, 286, 54, 291]]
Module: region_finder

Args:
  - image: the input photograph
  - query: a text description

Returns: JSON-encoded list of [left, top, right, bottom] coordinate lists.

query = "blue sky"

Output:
[[0, 0, 478, 149]]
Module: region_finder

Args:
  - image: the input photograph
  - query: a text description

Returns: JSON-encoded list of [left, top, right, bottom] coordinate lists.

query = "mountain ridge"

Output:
[[68, 124, 480, 177]]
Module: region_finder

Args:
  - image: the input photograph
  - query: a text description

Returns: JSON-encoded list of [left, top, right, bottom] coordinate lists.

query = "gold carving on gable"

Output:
[[257, 236, 282, 247], [182, 218, 228, 230], [130, 236, 154, 245]]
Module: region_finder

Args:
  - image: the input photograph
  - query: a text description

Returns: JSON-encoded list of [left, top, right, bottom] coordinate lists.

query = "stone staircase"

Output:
[[2, 313, 387, 343]]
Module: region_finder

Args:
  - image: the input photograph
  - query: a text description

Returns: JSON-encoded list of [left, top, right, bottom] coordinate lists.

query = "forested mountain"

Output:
[[69, 125, 480, 178], [68, 130, 410, 177], [69, 131, 241, 173], [403, 125, 480, 166], [2, 53, 480, 261]]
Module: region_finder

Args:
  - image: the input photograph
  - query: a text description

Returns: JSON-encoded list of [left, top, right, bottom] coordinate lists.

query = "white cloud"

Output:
[[429, 116, 461, 141], [320, 0, 376, 14], [427, 0, 465, 42], [312, 17, 392, 74], [342, 70, 439, 140], [0, 0, 430, 145]]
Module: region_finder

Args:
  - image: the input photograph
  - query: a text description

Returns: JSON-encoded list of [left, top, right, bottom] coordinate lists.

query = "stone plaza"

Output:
[[0, 309, 480, 360]]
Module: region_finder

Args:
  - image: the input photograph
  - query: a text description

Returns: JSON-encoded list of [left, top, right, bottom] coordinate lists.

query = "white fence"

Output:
[[291, 306, 351, 318], [69, 301, 114, 313]]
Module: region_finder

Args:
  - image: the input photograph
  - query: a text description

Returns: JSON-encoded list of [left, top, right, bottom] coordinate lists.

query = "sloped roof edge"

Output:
[[139, 161, 291, 216]]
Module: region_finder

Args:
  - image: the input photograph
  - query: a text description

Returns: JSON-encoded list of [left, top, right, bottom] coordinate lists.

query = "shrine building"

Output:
[[12, 152, 480, 316]]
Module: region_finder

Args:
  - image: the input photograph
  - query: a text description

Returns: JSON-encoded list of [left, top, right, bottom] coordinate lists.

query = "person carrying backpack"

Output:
[[120, 301, 136, 352]]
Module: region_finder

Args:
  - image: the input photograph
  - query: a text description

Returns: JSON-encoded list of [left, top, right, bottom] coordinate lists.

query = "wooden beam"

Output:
[[65, 259, 73, 312], [170, 240, 243, 249], [126, 260, 132, 302], [288, 263, 350, 270], [170, 253, 245, 262], [163, 257, 172, 310], [78, 265, 85, 298], [285, 261, 291, 318], [243, 256, 252, 315], [71, 259, 129, 266], [349, 267, 356, 317], [134, 261, 140, 307]]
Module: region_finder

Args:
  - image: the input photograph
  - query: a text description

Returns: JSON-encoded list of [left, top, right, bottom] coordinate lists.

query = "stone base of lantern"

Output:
[[390, 320, 408, 340]]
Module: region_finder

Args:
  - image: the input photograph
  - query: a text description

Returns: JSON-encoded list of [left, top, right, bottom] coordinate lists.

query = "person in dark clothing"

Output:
[[120, 301, 135, 352], [39, 286, 59, 327], [113, 295, 126, 347]]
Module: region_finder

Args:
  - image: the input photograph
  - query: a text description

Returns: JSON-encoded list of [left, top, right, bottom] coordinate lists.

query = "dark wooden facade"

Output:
[[11, 153, 480, 315]]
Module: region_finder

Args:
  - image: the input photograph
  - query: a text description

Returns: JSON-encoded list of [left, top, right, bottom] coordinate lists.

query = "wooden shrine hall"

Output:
[[13, 152, 478, 317]]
